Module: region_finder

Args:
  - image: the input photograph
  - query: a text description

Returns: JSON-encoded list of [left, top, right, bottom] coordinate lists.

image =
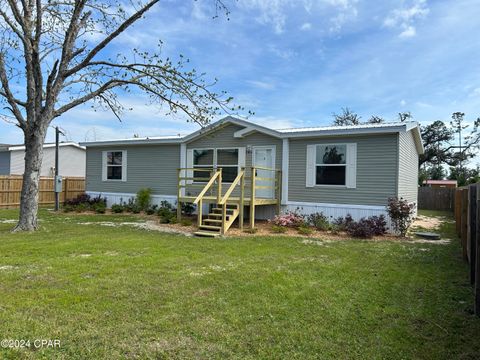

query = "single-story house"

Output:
[[0, 142, 86, 177], [422, 179, 457, 188], [80, 116, 423, 236]]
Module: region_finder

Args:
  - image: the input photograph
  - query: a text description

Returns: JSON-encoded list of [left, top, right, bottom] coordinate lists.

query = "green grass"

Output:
[[0, 209, 479, 359]]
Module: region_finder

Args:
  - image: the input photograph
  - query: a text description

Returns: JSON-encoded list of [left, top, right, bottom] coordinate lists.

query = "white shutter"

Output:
[[102, 151, 107, 181], [121, 151, 127, 182], [306, 144, 316, 187], [186, 149, 194, 184], [346, 143, 357, 188], [238, 147, 246, 171]]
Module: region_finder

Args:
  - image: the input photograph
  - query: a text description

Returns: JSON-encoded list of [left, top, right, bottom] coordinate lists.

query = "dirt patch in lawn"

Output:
[[412, 215, 447, 230], [77, 220, 193, 236]]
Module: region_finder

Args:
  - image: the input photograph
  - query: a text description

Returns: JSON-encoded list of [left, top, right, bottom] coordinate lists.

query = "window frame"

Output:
[[102, 150, 127, 182], [314, 143, 348, 188], [191, 147, 240, 184]]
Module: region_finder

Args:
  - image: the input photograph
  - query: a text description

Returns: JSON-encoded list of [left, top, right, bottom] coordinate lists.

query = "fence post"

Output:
[[470, 185, 477, 285], [462, 189, 469, 261], [475, 183, 480, 316]]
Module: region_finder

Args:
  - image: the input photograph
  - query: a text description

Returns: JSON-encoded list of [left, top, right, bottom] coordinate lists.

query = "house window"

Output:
[[217, 148, 238, 182], [192, 148, 239, 183], [193, 149, 214, 181], [315, 144, 346, 186], [103, 150, 126, 181]]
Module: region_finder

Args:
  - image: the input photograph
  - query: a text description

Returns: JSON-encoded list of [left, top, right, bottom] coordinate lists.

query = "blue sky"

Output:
[[1, 0, 480, 144]]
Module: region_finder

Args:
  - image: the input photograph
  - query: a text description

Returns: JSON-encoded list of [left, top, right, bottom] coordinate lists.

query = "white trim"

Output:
[[102, 150, 127, 182], [310, 143, 354, 187], [86, 191, 177, 207], [281, 139, 289, 205], [234, 126, 255, 138], [8, 142, 85, 151], [180, 144, 187, 196], [286, 201, 385, 210]]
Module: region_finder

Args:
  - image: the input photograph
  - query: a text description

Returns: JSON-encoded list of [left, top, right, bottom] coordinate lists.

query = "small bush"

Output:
[[131, 205, 142, 214], [345, 218, 374, 238], [123, 198, 136, 213], [387, 197, 416, 236], [180, 219, 193, 227], [244, 227, 258, 234], [297, 225, 314, 235], [271, 210, 305, 228], [145, 205, 158, 215], [111, 204, 124, 213], [93, 202, 106, 214], [367, 215, 387, 236], [271, 225, 287, 234], [136, 188, 152, 211], [181, 202, 196, 216], [343, 215, 387, 239], [64, 193, 106, 213], [307, 212, 331, 231], [333, 214, 354, 231]]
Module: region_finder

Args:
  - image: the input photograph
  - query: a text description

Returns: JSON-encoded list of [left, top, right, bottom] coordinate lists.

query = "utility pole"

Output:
[[54, 127, 65, 211]]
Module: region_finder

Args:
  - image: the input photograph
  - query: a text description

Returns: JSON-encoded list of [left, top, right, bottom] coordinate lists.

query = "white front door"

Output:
[[253, 146, 275, 198]]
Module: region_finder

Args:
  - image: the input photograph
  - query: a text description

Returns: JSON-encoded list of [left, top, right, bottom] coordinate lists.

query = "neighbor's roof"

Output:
[[4, 142, 85, 151], [80, 116, 424, 154], [423, 180, 457, 185]]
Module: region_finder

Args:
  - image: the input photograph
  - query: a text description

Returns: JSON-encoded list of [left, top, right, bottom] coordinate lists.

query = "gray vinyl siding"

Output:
[[86, 144, 180, 195], [0, 151, 10, 175], [187, 123, 283, 170], [397, 130, 419, 204], [288, 134, 399, 206]]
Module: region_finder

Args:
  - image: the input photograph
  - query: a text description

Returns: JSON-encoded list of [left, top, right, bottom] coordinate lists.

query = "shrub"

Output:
[[93, 202, 106, 214], [244, 227, 258, 234], [297, 225, 314, 235], [75, 203, 88, 213], [386, 197, 416, 236], [131, 204, 142, 214], [307, 212, 331, 231], [342, 215, 387, 239], [181, 202, 196, 216], [123, 198, 136, 213], [180, 219, 193, 227], [271, 210, 305, 228], [271, 225, 287, 234], [111, 204, 124, 213], [345, 218, 375, 238], [155, 201, 178, 223], [333, 214, 354, 231], [136, 188, 152, 211], [145, 205, 158, 215], [63, 204, 75, 212], [367, 215, 387, 236]]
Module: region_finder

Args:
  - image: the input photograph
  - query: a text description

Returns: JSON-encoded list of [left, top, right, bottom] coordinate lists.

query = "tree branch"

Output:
[[64, 0, 159, 77], [0, 53, 26, 127]]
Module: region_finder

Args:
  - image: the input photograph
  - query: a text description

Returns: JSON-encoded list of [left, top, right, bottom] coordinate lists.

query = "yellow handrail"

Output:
[[193, 171, 221, 205], [218, 170, 245, 205]]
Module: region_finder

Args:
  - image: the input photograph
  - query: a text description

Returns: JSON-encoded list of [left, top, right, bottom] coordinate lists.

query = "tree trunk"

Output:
[[13, 128, 47, 232]]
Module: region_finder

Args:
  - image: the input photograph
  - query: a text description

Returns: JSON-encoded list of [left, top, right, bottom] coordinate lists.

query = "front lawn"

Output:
[[0, 209, 479, 359]]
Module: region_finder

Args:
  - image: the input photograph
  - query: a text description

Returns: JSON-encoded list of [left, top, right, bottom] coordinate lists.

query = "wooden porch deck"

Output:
[[177, 167, 281, 236], [178, 195, 279, 206]]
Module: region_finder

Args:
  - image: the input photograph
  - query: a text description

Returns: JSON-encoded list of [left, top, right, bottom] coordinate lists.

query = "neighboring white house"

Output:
[[0, 142, 86, 177]]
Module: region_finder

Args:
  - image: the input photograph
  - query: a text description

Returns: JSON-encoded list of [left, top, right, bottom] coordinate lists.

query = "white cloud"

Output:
[[384, 0, 429, 38], [399, 26, 416, 38], [247, 80, 276, 90], [300, 22, 312, 31], [400, 99, 407, 106], [237, 0, 358, 34]]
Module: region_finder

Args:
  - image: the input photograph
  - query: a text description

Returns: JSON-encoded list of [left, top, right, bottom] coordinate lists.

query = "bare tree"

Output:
[[332, 107, 361, 126], [0, 0, 237, 231]]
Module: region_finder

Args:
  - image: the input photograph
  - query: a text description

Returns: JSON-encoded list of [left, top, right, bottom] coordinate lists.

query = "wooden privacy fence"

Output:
[[454, 183, 480, 316], [0, 176, 85, 208], [418, 187, 455, 211]]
